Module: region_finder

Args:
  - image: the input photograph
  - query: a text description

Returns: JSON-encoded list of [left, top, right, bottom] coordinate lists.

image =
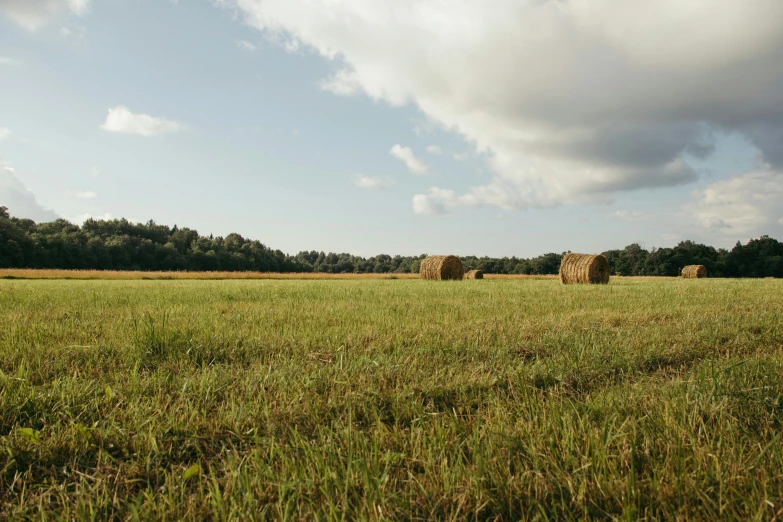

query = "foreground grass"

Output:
[[1, 278, 782, 520]]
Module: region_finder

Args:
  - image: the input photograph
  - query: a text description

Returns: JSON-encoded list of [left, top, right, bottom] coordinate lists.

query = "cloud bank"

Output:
[[688, 166, 783, 237], [219, 0, 783, 215], [0, 162, 59, 222]]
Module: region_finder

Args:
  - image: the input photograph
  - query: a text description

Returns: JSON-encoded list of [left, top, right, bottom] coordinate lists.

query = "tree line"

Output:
[[1, 207, 782, 277]]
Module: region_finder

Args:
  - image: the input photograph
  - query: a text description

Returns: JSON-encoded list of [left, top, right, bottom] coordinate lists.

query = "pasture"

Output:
[[1, 277, 782, 520]]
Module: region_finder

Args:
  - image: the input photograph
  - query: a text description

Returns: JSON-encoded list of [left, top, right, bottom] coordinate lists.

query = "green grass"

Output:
[[1, 278, 782, 520]]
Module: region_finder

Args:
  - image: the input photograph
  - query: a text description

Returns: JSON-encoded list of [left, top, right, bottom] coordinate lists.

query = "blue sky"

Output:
[[1, 0, 782, 257]]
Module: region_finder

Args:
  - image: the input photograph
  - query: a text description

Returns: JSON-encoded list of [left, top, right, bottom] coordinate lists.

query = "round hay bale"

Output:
[[681, 265, 707, 278], [465, 269, 483, 280], [559, 253, 610, 285], [419, 255, 464, 281]]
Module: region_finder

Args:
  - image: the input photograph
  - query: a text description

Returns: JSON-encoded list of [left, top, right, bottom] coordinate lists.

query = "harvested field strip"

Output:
[[0, 269, 421, 280], [0, 269, 561, 280]]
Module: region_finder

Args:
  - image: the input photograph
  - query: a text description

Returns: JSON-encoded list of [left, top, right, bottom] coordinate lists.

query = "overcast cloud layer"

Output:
[[223, 0, 783, 216], [1, 0, 782, 253]]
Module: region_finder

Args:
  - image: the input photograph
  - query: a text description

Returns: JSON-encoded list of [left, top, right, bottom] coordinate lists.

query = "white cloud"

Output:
[[90, 166, 99, 177], [0, 161, 59, 222], [0, 56, 22, 66], [412, 187, 478, 215], [688, 166, 783, 236], [221, 0, 783, 212], [100, 106, 183, 137], [0, 0, 90, 31], [412, 194, 443, 215], [353, 175, 394, 189], [236, 39, 257, 50], [70, 212, 112, 223], [0, 128, 11, 141], [319, 69, 362, 96], [390, 144, 428, 174], [425, 145, 442, 155], [76, 190, 96, 199]]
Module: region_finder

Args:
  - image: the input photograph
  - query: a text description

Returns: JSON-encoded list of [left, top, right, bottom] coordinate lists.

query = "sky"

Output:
[[1, 0, 782, 258]]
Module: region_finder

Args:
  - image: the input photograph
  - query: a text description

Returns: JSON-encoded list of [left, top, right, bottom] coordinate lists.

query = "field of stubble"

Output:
[[1, 277, 782, 520]]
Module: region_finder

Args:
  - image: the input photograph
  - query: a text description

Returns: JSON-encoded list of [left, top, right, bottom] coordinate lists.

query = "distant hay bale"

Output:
[[682, 265, 707, 278], [465, 269, 483, 280], [419, 255, 464, 281], [559, 253, 610, 285]]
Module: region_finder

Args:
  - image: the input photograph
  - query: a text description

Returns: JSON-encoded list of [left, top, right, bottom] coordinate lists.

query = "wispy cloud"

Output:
[[612, 210, 650, 222], [76, 190, 97, 199], [425, 145, 442, 155], [0, 128, 11, 141], [235, 39, 256, 50], [0, 56, 22, 67], [320, 69, 361, 96], [390, 144, 428, 174], [100, 106, 183, 136], [353, 175, 394, 189], [412, 187, 477, 215], [60, 25, 86, 40], [0, 0, 91, 31]]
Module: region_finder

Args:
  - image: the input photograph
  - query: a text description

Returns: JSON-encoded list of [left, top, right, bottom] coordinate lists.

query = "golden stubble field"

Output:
[[0, 269, 560, 280], [1, 276, 782, 519]]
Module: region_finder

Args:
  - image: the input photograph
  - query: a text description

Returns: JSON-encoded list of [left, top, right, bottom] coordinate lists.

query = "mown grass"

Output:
[[0, 269, 558, 280], [0, 269, 423, 280], [1, 278, 782, 520]]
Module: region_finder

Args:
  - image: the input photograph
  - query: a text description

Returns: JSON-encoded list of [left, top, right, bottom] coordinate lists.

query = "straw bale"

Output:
[[681, 265, 707, 278], [559, 253, 610, 284], [420, 255, 464, 281], [465, 269, 484, 279]]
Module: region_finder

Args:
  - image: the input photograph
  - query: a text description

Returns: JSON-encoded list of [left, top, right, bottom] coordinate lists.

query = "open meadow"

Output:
[[1, 277, 782, 520]]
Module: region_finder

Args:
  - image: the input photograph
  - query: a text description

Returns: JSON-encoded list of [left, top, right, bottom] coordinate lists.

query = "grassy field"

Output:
[[0, 269, 558, 280], [1, 277, 782, 520]]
